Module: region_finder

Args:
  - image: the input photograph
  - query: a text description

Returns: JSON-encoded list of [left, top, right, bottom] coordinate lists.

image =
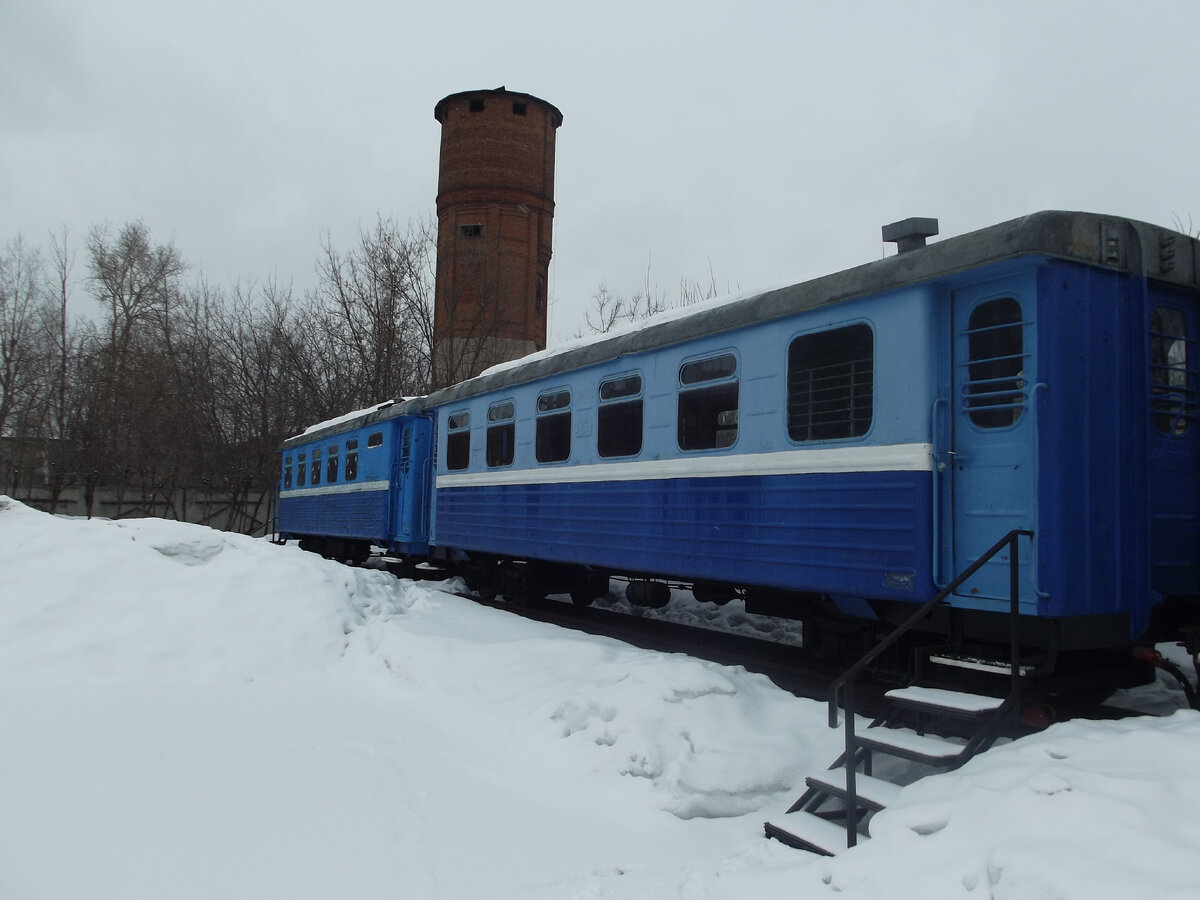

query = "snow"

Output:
[[293, 399, 404, 439], [1, 496, 1198, 899]]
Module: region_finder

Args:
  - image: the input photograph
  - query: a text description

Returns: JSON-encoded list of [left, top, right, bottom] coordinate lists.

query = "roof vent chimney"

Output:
[[882, 217, 939, 253]]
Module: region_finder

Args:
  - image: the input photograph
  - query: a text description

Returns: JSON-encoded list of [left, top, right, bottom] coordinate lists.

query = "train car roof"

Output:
[[412, 210, 1198, 409], [283, 209, 1199, 447], [280, 398, 423, 450]]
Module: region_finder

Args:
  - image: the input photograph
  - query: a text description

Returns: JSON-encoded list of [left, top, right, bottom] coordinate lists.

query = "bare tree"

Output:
[[88, 220, 187, 368], [577, 260, 728, 337], [208, 277, 307, 531], [582, 280, 669, 335], [36, 229, 85, 509], [81, 221, 188, 512], [0, 236, 45, 441], [305, 216, 435, 407]]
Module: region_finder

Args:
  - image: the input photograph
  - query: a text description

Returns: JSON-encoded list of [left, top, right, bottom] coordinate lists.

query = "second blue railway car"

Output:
[[278, 211, 1200, 682]]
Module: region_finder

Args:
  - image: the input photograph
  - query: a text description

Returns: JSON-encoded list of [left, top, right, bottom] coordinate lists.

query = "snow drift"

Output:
[[0, 496, 1197, 898]]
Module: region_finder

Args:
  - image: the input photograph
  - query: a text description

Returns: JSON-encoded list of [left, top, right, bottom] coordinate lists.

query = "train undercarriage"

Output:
[[286, 536, 1198, 707]]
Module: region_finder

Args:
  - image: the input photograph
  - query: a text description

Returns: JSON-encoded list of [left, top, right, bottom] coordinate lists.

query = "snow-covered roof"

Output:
[[282, 396, 425, 449], [421, 210, 1199, 408], [293, 401, 397, 439]]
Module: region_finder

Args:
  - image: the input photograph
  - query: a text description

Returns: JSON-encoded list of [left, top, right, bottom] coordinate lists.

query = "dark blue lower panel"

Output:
[[434, 472, 934, 601], [279, 490, 390, 543]]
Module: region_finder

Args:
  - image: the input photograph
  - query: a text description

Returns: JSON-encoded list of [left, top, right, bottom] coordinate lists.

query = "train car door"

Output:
[[948, 274, 1038, 607], [391, 416, 433, 552], [1146, 292, 1200, 602]]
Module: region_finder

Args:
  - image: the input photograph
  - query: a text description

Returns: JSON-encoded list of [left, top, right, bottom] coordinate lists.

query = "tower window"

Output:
[[512, 102, 527, 115], [469, 99, 485, 112], [460, 224, 482, 238]]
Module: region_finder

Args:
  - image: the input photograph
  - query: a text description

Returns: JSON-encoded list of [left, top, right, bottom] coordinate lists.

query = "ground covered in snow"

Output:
[[0, 497, 1197, 898]]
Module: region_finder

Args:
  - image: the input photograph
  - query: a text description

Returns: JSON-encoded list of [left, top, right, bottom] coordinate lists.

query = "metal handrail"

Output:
[[830, 528, 1032, 848], [828, 528, 1032, 728]]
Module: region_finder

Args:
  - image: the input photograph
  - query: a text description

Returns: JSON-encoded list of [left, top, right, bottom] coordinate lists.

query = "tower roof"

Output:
[[434, 87, 563, 127]]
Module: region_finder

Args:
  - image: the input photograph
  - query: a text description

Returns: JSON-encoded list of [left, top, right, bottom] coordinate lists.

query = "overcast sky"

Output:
[[3, 0, 1198, 341]]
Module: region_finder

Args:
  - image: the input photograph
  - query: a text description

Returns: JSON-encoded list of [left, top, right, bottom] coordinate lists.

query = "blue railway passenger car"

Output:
[[279, 211, 1200, 682], [277, 403, 432, 562]]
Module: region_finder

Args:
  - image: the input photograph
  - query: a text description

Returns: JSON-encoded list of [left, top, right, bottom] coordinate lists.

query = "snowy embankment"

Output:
[[0, 497, 1197, 898]]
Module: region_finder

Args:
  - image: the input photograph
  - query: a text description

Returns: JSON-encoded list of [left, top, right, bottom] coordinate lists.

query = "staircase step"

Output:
[[928, 653, 1034, 676], [806, 768, 901, 811], [885, 686, 1005, 718], [857, 726, 965, 765], [764, 810, 852, 856]]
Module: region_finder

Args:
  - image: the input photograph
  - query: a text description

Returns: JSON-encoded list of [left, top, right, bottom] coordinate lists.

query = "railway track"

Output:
[[449, 587, 905, 721], [384, 562, 1167, 731]]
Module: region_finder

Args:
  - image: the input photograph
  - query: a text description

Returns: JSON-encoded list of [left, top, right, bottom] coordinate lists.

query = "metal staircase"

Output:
[[765, 530, 1031, 855]]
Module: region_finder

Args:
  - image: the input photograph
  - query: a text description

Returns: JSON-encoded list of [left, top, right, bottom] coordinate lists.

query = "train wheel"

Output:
[[462, 560, 498, 598], [386, 558, 418, 579], [501, 564, 545, 608], [570, 573, 610, 607], [298, 537, 323, 556]]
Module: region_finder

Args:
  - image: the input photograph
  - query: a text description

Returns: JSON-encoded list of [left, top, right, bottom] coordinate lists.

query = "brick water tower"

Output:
[[432, 87, 563, 386]]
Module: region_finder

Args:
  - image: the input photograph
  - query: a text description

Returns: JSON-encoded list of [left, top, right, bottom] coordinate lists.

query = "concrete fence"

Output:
[[6, 485, 276, 536]]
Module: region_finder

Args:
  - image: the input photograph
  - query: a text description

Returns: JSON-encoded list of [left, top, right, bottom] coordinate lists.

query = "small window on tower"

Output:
[[469, 99, 485, 112], [512, 102, 527, 115], [460, 224, 482, 238]]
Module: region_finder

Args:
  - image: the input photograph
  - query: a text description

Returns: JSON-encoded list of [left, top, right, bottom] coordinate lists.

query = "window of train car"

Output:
[[486, 401, 516, 467], [327, 444, 339, 482], [345, 440, 358, 480], [678, 353, 739, 450], [367, 431, 383, 448], [598, 374, 644, 458], [787, 324, 874, 442], [964, 298, 1027, 428], [311, 448, 321, 485], [283, 457, 292, 490], [446, 411, 471, 470], [296, 453, 306, 487], [536, 389, 572, 463], [1150, 306, 1195, 435]]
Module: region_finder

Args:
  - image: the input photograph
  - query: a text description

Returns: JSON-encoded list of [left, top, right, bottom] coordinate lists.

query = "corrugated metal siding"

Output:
[[435, 471, 932, 601], [278, 489, 390, 542]]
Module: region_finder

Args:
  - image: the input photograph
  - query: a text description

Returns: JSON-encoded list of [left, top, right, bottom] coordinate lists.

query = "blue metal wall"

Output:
[[278, 419, 401, 543], [430, 288, 939, 607], [436, 470, 933, 600]]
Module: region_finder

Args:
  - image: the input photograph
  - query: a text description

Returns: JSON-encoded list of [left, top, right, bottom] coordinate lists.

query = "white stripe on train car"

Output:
[[435, 442, 933, 490], [279, 479, 391, 499]]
